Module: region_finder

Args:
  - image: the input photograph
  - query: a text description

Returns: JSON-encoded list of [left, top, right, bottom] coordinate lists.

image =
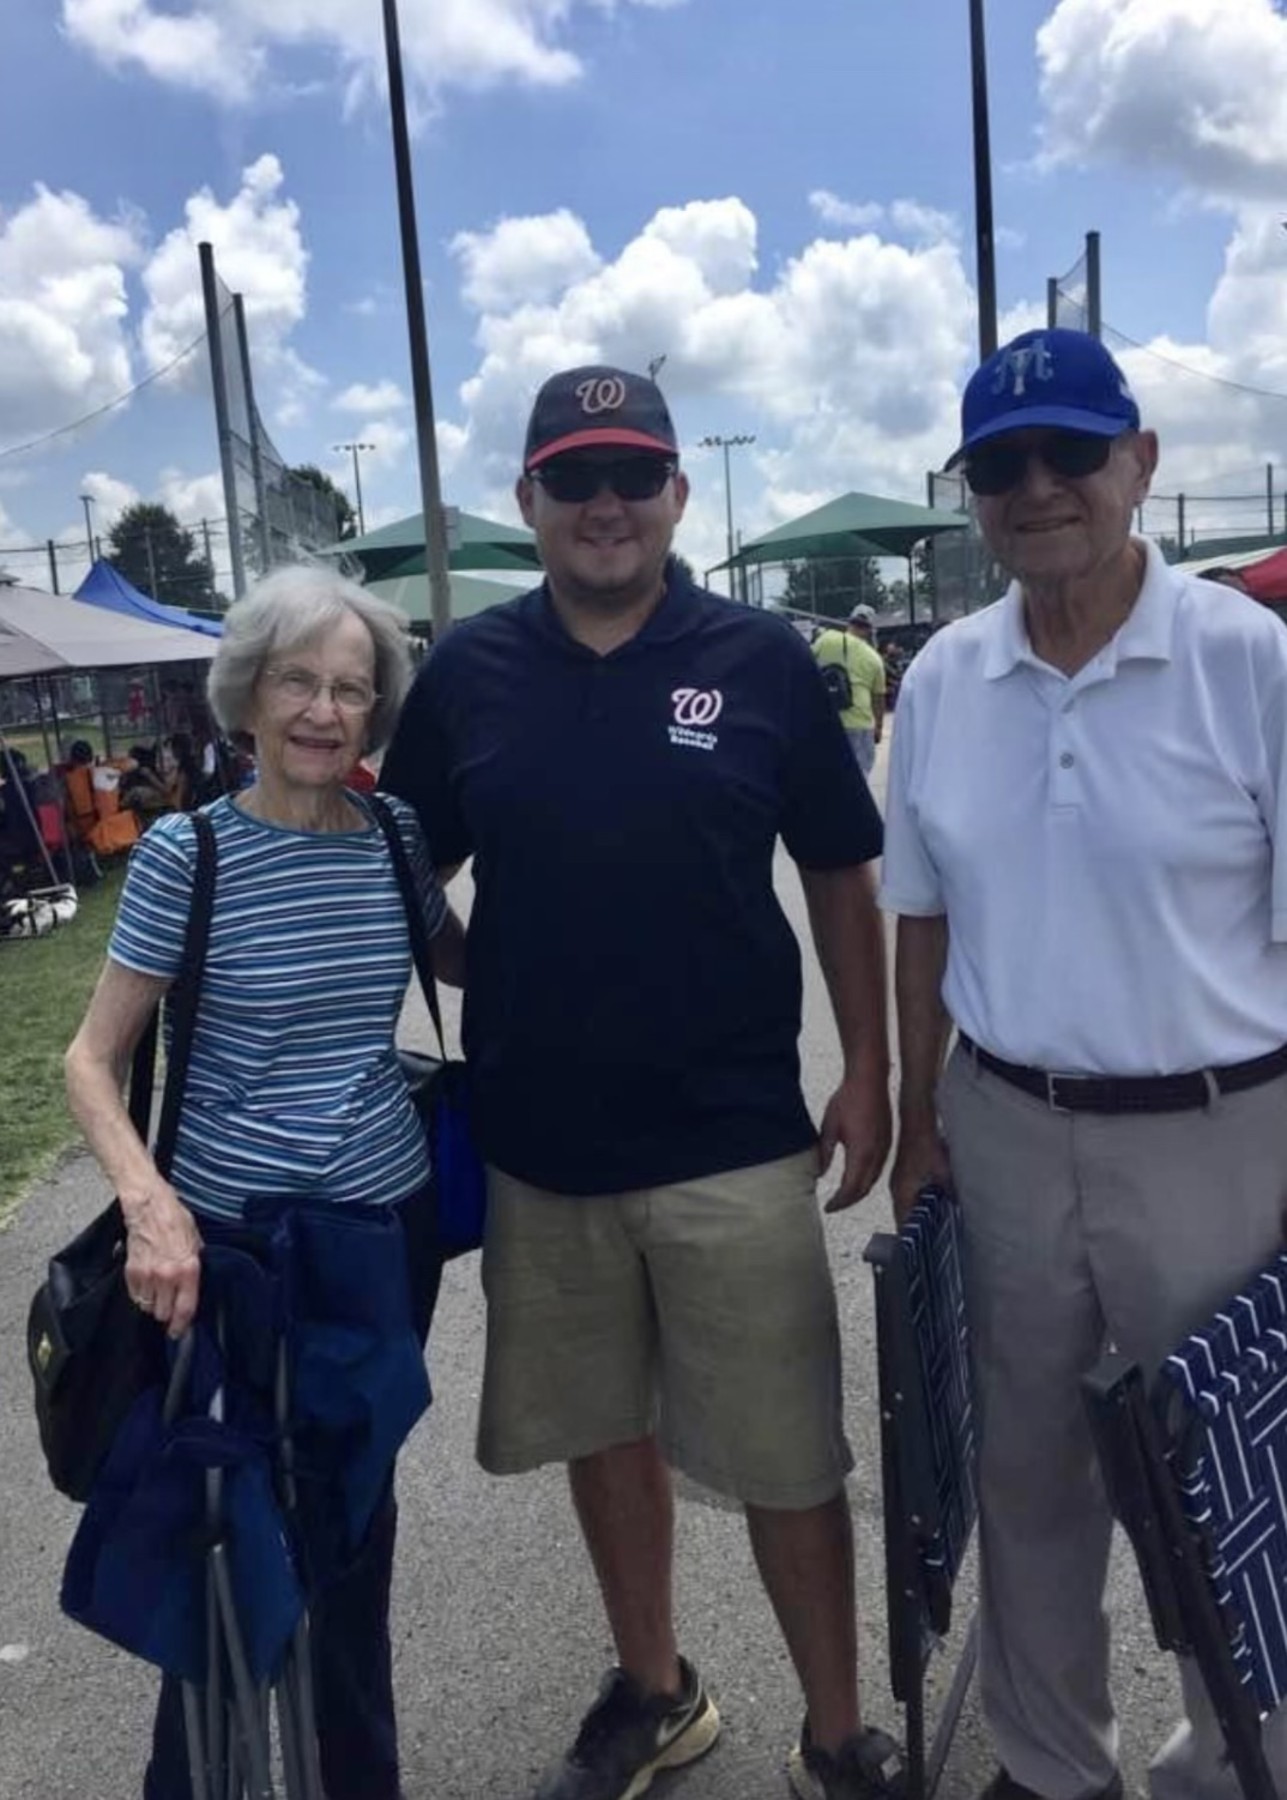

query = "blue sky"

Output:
[[1, 0, 1285, 595]]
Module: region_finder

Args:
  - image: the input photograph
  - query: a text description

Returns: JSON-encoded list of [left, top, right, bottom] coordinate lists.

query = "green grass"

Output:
[[0, 868, 124, 1221]]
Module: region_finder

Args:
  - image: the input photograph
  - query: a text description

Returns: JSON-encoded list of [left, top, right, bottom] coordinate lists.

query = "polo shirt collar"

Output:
[[520, 566, 702, 656], [982, 536, 1177, 681]]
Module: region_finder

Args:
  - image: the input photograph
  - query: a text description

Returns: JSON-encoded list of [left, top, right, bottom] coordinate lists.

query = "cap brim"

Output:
[[945, 405, 1136, 470], [526, 428, 677, 468]]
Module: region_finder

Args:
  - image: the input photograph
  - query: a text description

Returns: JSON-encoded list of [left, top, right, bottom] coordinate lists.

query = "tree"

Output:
[[106, 503, 216, 608], [780, 556, 888, 621], [289, 465, 357, 540]]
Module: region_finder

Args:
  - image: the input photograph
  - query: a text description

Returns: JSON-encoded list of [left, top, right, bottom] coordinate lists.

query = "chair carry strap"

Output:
[[126, 810, 217, 1176], [366, 793, 447, 1062]]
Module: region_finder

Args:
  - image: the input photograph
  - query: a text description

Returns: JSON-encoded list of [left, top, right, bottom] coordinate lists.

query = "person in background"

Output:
[[383, 364, 899, 1800], [163, 734, 202, 812], [65, 563, 465, 1800], [884, 326, 1287, 1800], [118, 744, 173, 824], [812, 605, 887, 776]]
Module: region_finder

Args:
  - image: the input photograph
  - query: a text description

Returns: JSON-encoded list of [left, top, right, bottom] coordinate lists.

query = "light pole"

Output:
[[968, 0, 999, 359], [699, 434, 756, 602], [334, 441, 376, 537], [79, 493, 95, 568], [381, 0, 453, 639]]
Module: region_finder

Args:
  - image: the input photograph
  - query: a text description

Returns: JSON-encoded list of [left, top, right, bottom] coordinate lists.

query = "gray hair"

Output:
[[207, 563, 413, 752]]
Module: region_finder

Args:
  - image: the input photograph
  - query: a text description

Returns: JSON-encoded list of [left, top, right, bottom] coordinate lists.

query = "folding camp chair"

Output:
[[1083, 1253, 1287, 1800], [163, 1316, 324, 1800], [865, 1185, 980, 1800]]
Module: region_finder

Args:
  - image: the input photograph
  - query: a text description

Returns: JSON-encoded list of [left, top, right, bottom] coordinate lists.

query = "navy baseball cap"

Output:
[[947, 328, 1140, 469], [524, 365, 678, 470]]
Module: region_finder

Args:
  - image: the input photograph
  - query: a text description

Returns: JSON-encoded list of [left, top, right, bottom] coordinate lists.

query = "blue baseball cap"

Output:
[[947, 328, 1140, 469]]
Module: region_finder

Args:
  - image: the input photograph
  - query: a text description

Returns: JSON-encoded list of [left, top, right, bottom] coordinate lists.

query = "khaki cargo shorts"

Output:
[[476, 1148, 853, 1510]]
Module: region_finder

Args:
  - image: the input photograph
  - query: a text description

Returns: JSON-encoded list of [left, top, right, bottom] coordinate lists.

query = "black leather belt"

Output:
[[958, 1033, 1287, 1115]]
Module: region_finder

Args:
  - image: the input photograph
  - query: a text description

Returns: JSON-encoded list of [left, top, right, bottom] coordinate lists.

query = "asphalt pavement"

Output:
[[0, 736, 1182, 1799]]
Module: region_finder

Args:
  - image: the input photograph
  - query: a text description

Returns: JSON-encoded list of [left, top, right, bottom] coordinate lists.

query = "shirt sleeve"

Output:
[[779, 629, 884, 869], [878, 670, 946, 917], [107, 816, 197, 978], [379, 648, 472, 870]]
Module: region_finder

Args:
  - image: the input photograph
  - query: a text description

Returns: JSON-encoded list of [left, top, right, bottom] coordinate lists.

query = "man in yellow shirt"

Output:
[[813, 605, 887, 776]]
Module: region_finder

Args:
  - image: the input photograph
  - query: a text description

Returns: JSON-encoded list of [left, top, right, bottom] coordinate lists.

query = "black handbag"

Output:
[[26, 812, 216, 1502], [367, 795, 486, 1260]]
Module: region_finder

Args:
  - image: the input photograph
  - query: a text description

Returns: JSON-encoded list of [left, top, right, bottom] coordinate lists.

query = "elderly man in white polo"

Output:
[[882, 327, 1287, 1800]]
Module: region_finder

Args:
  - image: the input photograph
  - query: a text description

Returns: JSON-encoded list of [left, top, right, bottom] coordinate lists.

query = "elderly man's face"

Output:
[[972, 428, 1158, 588]]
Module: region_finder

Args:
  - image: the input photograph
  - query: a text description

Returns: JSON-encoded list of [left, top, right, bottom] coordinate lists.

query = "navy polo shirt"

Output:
[[380, 569, 883, 1195]]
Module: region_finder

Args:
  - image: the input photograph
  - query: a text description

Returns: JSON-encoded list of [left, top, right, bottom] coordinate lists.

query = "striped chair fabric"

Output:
[[1160, 1254, 1287, 1717]]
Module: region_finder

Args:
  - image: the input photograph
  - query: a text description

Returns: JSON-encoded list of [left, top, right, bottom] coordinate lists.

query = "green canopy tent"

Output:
[[364, 571, 530, 631], [326, 509, 541, 586], [713, 490, 968, 622]]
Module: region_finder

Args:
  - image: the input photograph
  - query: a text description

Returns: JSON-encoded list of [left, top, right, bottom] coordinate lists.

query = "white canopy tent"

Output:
[[0, 585, 219, 673]]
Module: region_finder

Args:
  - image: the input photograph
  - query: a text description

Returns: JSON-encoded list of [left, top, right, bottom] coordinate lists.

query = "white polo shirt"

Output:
[[880, 538, 1287, 1075]]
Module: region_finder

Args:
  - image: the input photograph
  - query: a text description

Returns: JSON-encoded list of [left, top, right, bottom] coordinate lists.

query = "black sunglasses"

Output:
[[531, 456, 676, 504], [964, 431, 1114, 497]]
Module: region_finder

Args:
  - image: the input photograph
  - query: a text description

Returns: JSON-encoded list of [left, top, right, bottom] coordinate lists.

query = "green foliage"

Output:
[[781, 556, 888, 620], [290, 464, 357, 540], [0, 869, 124, 1218], [107, 502, 216, 608]]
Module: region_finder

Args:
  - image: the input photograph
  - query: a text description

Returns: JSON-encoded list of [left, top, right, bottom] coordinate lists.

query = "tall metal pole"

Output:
[[968, 0, 999, 359], [233, 294, 272, 573], [381, 0, 452, 639], [700, 433, 756, 602], [335, 442, 375, 537], [143, 525, 159, 599], [47, 539, 60, 593], [198, 241, 247, 599], [1085, 230, 1102, 339], [79, 493, 95, 567]]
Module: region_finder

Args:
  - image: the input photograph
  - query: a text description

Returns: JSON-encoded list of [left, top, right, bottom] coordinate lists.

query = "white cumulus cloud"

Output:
[[1037, 0, 1287, 202], [61, 0, 680, 109], [333, 380, 408, 415], [0, 186, 141, 446], [451, 210, 602, 315]]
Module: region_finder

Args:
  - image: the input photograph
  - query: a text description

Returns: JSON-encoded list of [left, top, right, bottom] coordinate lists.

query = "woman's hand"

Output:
[[122, 1182, 203, 1337]]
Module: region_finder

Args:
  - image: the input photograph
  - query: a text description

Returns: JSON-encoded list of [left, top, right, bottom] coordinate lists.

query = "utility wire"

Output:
[[0, 321, 215, 463]]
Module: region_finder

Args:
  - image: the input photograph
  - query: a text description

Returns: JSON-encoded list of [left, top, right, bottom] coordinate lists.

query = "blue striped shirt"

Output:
[[108, 792, 447, 1222]]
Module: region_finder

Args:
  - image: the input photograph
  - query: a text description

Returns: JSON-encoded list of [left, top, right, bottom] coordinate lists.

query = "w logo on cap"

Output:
[[991, 339, 1055, 399], [575, 375, 628, 416]]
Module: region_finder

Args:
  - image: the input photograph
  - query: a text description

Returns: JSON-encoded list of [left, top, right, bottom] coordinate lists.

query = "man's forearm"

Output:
[[895, 913, 951, 1121], [801, 862, 890, 1080]]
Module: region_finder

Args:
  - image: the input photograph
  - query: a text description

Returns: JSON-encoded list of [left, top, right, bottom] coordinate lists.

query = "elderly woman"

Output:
[[65, 563, 464, 1800]]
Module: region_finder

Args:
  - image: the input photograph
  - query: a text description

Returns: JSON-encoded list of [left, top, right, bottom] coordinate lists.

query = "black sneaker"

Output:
[[533, 1657, 721, 1800], [788, 1719, 907, 1800]]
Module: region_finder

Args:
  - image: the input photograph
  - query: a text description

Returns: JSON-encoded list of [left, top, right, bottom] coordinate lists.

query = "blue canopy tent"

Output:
[[75, 561, 222, 639]]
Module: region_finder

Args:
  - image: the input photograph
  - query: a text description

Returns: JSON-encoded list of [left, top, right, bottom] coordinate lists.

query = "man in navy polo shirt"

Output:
[[381, 366, 900, 1800]]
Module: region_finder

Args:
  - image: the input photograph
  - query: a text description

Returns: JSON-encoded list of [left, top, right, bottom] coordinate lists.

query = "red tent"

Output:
[[1240, 548, 1287, 604]]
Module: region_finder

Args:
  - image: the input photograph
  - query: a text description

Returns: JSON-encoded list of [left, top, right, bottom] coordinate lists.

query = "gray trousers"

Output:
[[939, 1045, 1287, 1800], [846, 727, 876, 775]]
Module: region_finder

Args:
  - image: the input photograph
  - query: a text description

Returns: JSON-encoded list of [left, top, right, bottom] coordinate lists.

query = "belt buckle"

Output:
[[1046, 1072, 1072, 1114]]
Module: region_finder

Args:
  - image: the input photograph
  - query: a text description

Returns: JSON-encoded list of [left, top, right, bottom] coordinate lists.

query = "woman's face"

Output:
[[247, 613, 377, 795]]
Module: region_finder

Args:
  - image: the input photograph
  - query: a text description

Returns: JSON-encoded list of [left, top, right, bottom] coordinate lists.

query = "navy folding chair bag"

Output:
[[1085, 1252, 1287, 1800], [866, 1185, 979, 1800]]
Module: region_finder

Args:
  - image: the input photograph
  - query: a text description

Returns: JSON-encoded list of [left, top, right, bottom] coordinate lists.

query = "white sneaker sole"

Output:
[[786, 1743, 823, 1800], [621, 1698, 722, 1800]]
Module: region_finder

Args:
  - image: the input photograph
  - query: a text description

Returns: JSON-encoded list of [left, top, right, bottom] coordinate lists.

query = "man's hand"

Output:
[[889, 1116, 953, 1226], [818, 1072, 893, 1213]]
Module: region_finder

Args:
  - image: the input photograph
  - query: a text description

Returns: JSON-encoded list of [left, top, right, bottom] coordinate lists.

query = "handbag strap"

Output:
[[366, 792, 448, 1062], [125, 811, 217, 1177]]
